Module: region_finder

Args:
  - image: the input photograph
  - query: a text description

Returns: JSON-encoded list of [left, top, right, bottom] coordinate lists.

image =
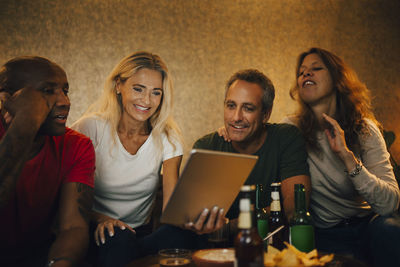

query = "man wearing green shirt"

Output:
[[193, 69, 310, 221]]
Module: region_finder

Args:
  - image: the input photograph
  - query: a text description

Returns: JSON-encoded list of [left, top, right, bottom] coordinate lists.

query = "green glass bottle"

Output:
[[289, 184, 315, 252], [256, 184, 269, 243]]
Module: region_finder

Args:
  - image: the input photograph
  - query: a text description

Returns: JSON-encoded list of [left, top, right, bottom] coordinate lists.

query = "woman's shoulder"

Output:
[[71, 114, 111, 140], [280, 115, 298, 126], [73, 115, 108, 129], [160, 131, 183, 148], [363, 118, 380, 132], [359, 118, 385, 147]]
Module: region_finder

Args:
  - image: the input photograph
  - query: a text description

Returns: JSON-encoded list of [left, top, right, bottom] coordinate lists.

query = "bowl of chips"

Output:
[[192, 248, 235, 267], [264, 242, 334, 267]]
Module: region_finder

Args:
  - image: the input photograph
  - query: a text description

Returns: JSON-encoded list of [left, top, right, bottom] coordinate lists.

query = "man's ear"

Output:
[[263, 108, 272, 124]]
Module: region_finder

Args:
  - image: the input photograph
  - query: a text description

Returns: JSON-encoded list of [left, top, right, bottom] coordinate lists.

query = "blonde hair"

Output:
[[82, 51, 182, 152]]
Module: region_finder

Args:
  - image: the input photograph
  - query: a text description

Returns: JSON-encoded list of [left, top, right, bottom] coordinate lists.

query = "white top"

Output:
[[283, 117, 400, 228], [72, 116, 183, 228]]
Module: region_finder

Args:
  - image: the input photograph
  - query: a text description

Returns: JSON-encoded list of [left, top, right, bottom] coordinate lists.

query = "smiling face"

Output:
[[224, 79, 269, 144], [297, 53, 335, 106], [117, 68, 163, 123]]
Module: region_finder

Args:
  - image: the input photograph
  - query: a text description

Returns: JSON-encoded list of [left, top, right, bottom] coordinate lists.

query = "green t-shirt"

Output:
[[193, 123, 309, 219]]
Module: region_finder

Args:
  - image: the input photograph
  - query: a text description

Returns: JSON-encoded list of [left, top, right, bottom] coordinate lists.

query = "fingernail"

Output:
[[203, 208, 209, 215], [188, 222, 194, 227], [121, 226, 126, 230], [101, 238, 105, 244], [213, 206, 218, 212], [96, 241, 99, 246], [109, 232, 114, 237], [220, 208, 224, 214]]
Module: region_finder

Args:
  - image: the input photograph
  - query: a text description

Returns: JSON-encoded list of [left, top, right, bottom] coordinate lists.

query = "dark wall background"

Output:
[[1, 0, 399, 162]]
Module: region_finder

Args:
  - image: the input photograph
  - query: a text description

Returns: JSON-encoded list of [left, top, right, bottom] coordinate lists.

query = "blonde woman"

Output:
[[73, 52, 209, 266]]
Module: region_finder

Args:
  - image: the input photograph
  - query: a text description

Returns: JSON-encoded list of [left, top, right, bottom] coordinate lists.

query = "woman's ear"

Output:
[[115, 79, 121, 94]]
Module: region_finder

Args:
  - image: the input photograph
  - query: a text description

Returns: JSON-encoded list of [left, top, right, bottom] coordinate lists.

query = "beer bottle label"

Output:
[[270, 200, 281, 211]]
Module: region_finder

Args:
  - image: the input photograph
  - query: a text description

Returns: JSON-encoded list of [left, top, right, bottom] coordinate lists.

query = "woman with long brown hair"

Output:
[[284, 47, 400, 266]]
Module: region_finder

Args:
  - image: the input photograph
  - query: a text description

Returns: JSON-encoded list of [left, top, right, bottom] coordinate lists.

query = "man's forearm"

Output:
[[0, 117, 38, 207], [47, 227, 89, 266]]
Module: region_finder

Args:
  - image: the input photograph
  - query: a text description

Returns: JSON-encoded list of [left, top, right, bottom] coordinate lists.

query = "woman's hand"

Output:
[[322, 113, 349, 154], [322, 113, 359, 171], [217, 126, 231, 142], [94, 218, 135, 246], [183, 206, 227, 235]]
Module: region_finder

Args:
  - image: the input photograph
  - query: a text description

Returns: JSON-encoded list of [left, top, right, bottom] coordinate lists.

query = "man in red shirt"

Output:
[[0, 56, 95, 266]]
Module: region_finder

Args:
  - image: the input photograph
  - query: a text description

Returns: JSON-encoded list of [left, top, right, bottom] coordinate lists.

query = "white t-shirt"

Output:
[[72, 116, 183, 228]]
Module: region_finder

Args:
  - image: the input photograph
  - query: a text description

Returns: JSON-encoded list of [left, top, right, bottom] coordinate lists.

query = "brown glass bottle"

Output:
[[234, 198, 264, 267], [267, 182, 286, 250], [239, 184, 256, 224]]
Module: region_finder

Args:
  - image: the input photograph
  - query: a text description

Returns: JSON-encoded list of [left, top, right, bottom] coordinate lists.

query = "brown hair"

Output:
[[226, 69, 275, 113], [289, 47, 379, 153]]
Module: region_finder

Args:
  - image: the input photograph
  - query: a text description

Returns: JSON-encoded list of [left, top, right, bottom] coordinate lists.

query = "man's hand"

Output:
[[3, 86, 57, 127], [0, 92, 13, 125], [183, 206, 227, 235]]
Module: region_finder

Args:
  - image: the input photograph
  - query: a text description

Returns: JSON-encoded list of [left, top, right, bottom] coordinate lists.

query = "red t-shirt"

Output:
[[0, 122, 95, 253]]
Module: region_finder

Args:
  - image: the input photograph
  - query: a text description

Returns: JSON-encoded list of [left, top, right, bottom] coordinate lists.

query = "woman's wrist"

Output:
[[339, 149, 358, 172], [345, 160, 363, 177], [340, 150, 362, 177]]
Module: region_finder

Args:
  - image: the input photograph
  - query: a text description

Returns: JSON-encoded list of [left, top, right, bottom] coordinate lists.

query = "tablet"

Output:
[[160, 148, 258, 226]]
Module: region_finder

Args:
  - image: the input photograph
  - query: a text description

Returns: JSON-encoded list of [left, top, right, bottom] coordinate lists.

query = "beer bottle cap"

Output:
[[294, 184, 305, 191], [271, 182, 281, 187], [241, 185, 256, 192]]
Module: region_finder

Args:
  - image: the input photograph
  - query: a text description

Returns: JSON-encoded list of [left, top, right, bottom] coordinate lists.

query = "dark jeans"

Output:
[[315, 213, 400, 267], [96, 224, 208, 267], [368, 213, 400, 267]]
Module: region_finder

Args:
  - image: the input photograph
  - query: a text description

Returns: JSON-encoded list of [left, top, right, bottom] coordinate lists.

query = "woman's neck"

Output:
[[118, 114, 149, 137], [310, 96, 337, 125]]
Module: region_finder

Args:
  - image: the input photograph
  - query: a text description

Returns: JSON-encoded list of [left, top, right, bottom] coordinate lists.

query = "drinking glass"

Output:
[[158, 248, 191, 267]]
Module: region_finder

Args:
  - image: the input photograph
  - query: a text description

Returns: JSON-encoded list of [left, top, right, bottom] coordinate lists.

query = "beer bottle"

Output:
[[234, 198, 264, 267], [256, 184, 268, 242], [239, 185, 256, 224], [267, 182, 286, 250], [289, 184, 315, 252]]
